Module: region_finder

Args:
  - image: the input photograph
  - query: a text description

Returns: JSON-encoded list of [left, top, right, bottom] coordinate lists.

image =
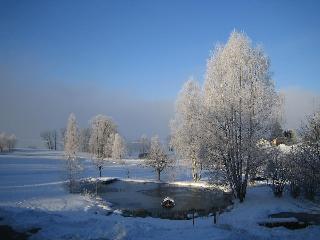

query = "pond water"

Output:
[[82, 180, 232, 219]]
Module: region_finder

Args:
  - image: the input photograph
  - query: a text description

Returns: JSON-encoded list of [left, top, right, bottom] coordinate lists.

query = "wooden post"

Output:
[[192, 209, 195, 227], [214, 211, 217, 224]]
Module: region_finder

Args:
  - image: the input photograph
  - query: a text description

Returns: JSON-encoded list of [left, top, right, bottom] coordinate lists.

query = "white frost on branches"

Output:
[[0, 132, 16, 152], [170, 79, 204, 181], [64, 113, 79, 160], [145, 135, 170, 181], [89, 114, 117, 177], [112, 133, 127, 160], [64, 113, 81, 192], [202, 31, 280, 201], [171, 31, 281, 201]]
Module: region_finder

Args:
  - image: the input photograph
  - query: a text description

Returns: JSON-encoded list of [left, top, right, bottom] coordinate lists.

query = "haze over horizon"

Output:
[[1, 0, 320, 147]]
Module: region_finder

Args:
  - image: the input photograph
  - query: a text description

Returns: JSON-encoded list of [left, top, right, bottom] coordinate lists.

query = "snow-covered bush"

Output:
[[291, 112, 320, 200], [265, 146, 289, 197], [275, 111, 320, 200], [286, 148, 301, 198]]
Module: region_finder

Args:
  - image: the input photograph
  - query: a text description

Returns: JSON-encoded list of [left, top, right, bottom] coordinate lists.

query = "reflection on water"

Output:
[[82, 180, 232, 219]]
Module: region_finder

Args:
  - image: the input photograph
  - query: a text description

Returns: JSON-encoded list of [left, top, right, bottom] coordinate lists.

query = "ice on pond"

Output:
[[81, 179, 232, 219]]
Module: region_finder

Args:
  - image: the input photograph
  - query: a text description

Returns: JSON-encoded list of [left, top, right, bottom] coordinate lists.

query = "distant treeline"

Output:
[[0, 132, 17, 152]]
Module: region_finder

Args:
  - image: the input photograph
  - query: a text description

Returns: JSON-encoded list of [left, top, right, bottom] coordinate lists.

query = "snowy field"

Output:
[[1, 149, 320, 240]]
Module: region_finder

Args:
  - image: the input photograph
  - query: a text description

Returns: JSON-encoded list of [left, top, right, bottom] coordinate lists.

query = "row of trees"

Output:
[[171, 31, 281, 202], [64, 113, 127, 180], [41, 125, 166, 162], [0, 132, 17, 152], [64, 112, 173, 184], [170, 30, 320, 202], [40, 128, 91, 152], [40, 130, 58, 150]]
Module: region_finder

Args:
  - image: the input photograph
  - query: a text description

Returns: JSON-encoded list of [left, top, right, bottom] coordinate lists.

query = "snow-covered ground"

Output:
[[0, 149, 320, 240]]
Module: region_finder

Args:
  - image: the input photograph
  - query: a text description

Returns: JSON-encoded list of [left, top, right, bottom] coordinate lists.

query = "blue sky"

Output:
[[1, 0, 320, 143], [1, 0, 320, 96]]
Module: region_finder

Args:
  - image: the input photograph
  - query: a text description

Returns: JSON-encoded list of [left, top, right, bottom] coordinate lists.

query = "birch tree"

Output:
[[64, 113, 81, 192], [104, 133, 115, 158], [65, 113, 79, 159], [112, 133, 127, 160], [89, 114, 117, 177], [203, 31, 280, 202], [170, 79, 204, 181], [79, 128, 91, 152]]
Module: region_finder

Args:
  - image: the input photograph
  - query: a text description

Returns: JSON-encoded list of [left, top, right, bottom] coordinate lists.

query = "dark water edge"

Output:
[[0, 225, 40, 240], [80, 179, 233, 220]]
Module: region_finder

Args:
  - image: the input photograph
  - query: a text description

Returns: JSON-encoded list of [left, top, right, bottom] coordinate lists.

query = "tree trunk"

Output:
[[157, 170, 161, 181], [236, 182, 247, 203], [99, 166, 102, 177], [192, 157, 201, 182], [238, 189, 245, 203]]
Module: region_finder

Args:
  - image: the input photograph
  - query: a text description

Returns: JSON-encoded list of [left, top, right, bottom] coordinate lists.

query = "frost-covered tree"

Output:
[[53, 130, 57, 150], [8, 134, 17, 151], [170, 79, 204, 181], [65, 113, 79, 159], [145, 135, 170, 181], [64, 113, 81, 192], [112, 133, 127, 159], [293, 111, 320, 199], [139, 134, 150, 157], [0, 132, 17, 152], [79, 128, 91, 153], [284, 147, 301, 198], [89, 114, 117, 177], [0, 132, 5, 152], [40, 131, 54, 150], [60, 127, 66, 149], [104, 133, 115, 158], [203, 31, 281, 202], [40, 130, 57, 150], [265, 146, 289, 197], [270, 121, 283, 141]]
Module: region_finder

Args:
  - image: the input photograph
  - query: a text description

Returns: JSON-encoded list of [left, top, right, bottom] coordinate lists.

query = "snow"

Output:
[[278, 144, 294, 153], [260, 217, 298, 223], [1, 149, 320, 240]]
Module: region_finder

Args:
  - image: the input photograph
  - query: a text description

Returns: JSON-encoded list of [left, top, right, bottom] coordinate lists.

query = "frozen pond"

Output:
[[82, 180, 232, 219]]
